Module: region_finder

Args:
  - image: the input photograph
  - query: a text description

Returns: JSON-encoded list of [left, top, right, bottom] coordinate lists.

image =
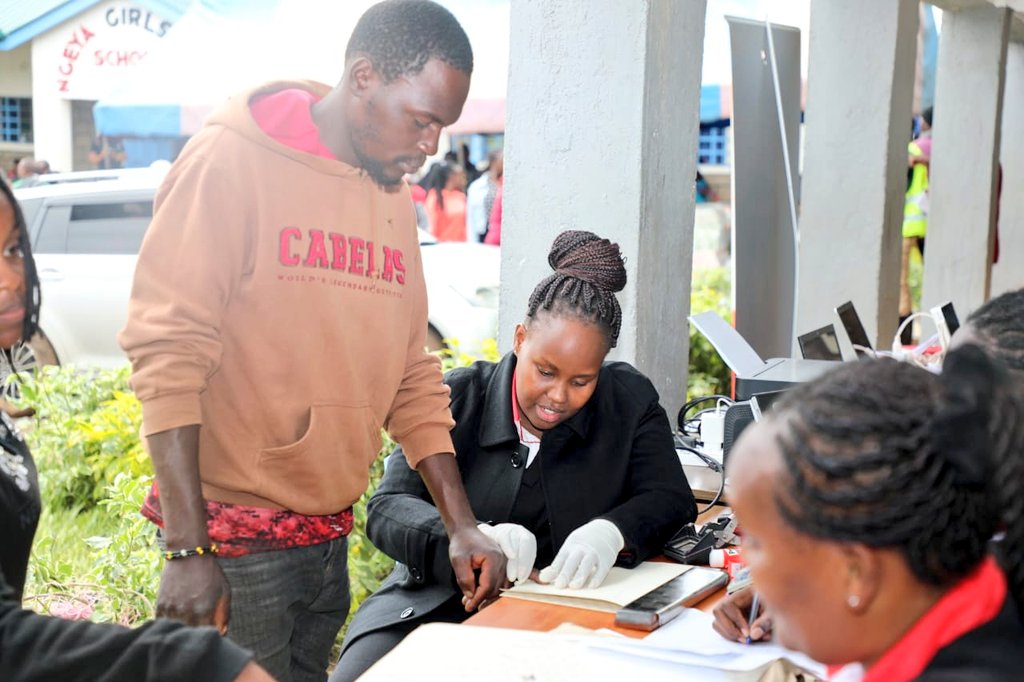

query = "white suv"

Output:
[[11, 170, 499, 391]]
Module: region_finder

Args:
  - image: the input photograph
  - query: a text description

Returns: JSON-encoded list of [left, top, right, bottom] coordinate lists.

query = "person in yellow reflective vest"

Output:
[[899, 107, 933, 344]]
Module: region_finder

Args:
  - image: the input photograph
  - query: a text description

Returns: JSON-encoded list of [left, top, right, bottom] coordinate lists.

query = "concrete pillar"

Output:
[[922, 7, 1011, 312], [796, 0, 918, 348], [991, 41, 1024, 297], [499, 0, 706, 419]]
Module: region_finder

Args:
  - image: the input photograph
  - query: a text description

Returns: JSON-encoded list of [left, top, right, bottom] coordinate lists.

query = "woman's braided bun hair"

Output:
[[526, 230, 626, 347]]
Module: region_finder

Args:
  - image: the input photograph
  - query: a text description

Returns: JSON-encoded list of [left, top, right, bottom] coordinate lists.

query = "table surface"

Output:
[[464, 506, 731, 639]]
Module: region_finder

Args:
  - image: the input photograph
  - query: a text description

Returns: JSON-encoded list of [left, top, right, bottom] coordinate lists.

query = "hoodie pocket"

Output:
[[258, 403, 382, 515]]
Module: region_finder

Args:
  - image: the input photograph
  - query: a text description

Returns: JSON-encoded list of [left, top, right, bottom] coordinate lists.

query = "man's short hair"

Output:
[[346, 0, 473, 83]]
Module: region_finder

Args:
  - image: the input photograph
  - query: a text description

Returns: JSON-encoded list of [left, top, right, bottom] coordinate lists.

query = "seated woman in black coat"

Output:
[[724, 347, 1024, 681], [332, 230, 697, 681]]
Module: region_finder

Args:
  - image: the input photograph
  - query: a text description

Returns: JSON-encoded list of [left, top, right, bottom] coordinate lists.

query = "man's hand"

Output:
[[157, 555, 231, 632], [477, 522, 536, 585], [538, 519, 623, 589], [448, 525, 506, 611], [712, 587, 772, 643], [415, 453, 507, 612]]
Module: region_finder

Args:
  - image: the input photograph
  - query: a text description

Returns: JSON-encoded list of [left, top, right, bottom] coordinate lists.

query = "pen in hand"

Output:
[[745, 592, 761, 645]]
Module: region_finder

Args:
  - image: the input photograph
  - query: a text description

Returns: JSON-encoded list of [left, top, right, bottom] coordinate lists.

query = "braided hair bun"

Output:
[[547, 230, 627, 293], [527, 230, 627, 347]]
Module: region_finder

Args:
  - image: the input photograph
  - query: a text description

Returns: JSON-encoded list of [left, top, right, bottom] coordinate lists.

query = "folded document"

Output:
[[501, 562, 689, 612]]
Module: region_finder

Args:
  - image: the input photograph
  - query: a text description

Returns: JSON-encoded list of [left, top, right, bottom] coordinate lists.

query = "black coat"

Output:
[[342, 353, 696, 652], [917, 594, 1024, 680]]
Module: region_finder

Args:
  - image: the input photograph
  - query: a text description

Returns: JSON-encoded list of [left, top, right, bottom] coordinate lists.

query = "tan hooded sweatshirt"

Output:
[[119, 81, 454, 515]]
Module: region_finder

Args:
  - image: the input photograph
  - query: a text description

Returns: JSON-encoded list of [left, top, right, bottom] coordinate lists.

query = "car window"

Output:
[[34, 205, 70, 254], [65, 201, 152, 255], [18, 198, 42, 238]]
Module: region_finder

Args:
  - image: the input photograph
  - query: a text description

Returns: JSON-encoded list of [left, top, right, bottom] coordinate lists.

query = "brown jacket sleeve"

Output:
[[383, 226, 455, 468], [118, 134, 250, 436]]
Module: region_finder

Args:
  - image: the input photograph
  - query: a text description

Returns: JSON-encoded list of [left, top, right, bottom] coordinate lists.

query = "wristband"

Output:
[[163, 543, 219, 561]]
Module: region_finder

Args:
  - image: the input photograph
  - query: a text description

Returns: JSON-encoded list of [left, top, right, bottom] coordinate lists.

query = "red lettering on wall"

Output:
[[54, 25, 96, 92], [304, 230, 329, 268], [279, 227, 301, 266], [94, 50, 147, 66], [348, 237, 366, 276]]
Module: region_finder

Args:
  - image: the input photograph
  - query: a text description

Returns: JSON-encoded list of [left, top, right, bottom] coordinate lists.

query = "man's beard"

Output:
[[351, 136, 405, 189]]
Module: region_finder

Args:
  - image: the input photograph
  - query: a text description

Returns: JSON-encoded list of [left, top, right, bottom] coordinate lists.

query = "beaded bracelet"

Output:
[[163, 544, 219, 561]]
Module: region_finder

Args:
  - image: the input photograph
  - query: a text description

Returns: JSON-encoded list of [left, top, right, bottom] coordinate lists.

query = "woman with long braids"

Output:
[[721, 347, 1024, 681], [332, 230, 697, 681], [0, 181, 272, 680]]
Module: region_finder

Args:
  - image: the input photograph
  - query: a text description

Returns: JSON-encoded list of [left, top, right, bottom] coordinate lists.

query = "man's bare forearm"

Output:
[[146, 425, 209, 548], [416, 453, 477, 535]]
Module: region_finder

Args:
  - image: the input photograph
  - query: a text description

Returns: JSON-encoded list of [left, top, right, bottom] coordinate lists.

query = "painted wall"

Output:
[[0, 44, 32, 96], [30, 0, 176, 171]]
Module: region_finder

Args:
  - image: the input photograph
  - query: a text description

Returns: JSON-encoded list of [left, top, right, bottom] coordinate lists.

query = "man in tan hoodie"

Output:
[[118, 2, 504, 679]]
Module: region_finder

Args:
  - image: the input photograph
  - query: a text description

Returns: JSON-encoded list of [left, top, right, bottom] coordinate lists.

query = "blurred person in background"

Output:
[[466, 150, 502, 243], [11, 159, 50, 189], [424, 160, 467, 241], [89, 135, 127, 170]]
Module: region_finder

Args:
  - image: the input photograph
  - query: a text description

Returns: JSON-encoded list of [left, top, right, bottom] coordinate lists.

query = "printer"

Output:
[[689, 311, 841, 399]]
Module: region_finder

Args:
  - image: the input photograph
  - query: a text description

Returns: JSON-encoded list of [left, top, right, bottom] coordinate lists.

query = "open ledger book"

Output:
[[501, 561, 690, 612]]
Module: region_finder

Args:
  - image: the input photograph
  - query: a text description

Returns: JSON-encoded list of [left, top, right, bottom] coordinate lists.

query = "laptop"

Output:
[[836, 301, 873, 358], [797, 324, 843, 361]]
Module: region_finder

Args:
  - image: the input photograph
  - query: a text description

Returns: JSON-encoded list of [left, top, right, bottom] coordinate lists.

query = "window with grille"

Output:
[[698, 123, 728, 165], [1, 98, 33, 144]]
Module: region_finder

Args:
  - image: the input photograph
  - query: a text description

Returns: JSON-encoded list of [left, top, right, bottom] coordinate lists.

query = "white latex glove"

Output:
[[538, 519, 625, 589], [476, 522, 537, 585]]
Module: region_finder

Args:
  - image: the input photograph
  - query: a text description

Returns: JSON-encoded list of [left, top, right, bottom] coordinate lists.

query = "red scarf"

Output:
[[831, 557, 1006, 682]]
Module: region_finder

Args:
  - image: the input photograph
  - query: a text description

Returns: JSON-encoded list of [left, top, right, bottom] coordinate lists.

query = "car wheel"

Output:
[[0, 331, 59, 400], [425, 326, 445, 352]]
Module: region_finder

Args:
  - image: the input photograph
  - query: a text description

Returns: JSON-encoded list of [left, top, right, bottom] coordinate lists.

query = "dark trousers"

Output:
[[899, 236, 926, 345], [220, 537, 351, 682], [329, 593, 467, 682]]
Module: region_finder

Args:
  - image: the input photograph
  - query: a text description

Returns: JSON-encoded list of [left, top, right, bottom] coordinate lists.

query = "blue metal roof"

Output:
[[0, 0, 190, 51]]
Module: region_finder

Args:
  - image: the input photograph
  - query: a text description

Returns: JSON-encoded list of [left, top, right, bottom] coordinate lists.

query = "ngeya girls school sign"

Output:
[[45, 1, 175, 99]]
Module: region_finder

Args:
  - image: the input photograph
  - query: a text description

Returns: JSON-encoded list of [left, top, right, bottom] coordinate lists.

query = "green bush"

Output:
[[18, 365, 150, 514], [18, 366, 157, 623], [688, 267, 732, 400]]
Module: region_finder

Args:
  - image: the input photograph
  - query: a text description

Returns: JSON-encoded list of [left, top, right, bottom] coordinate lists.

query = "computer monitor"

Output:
[[797, 324, 843, 361], [836, 301, 873, 358]]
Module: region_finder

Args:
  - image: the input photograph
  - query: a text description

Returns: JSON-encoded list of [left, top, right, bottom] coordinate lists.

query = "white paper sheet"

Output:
[[586, 607, 826, 676], [501, 562, 689, 612]]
